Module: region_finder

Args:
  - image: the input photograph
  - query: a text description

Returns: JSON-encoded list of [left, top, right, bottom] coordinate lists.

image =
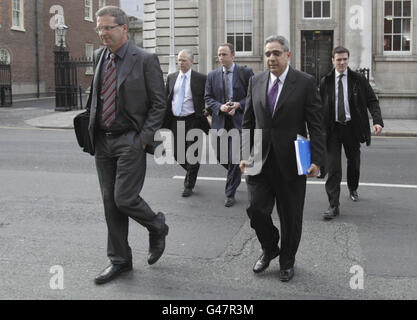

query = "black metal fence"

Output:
[[356, 68, 370, 82], [0, 62, 12, 107], [54, 49, 93, 111]]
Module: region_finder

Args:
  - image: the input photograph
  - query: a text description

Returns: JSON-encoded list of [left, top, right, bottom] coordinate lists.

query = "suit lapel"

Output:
[[169, 71, 179, 99], [347, 68, 354, 100], [273, 67, 296, 116], [117, 42, 138, 92], [259, 71, 269, 115]]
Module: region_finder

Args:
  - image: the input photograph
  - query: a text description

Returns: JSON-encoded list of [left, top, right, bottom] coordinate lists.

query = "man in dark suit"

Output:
[[204, 43, 254, 207], [320, 46, 383, 220], [240, 35, 325, 282], [164, 49, 210, 197], [87, 6, 168, 285]]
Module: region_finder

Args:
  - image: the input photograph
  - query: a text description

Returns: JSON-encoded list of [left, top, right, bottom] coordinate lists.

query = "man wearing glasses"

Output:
[[240, 35, 325, 282], [87, 6, 168, 285]]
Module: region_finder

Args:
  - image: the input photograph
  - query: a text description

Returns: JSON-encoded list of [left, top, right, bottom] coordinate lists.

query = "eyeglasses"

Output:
[[264, 50, 285, 58], [95, 24, 122, 33]]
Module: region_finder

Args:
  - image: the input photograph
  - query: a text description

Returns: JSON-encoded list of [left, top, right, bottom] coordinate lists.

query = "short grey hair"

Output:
[[264, 35, 290, 52], [96, 6, 129, 28], [178, 49, 194, 62]]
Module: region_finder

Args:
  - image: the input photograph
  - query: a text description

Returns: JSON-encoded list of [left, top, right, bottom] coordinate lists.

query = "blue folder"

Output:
[[294, 135, 311, 175]]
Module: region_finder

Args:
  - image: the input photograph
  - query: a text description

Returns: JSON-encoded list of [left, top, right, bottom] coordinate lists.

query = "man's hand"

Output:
[[239, 160, 248, 174], [202, 108, 210, 117], [373, 124, 383, 135], [307, 163, 320, 178], [220, 103, 232, 113], [141, 142, 146, 150]]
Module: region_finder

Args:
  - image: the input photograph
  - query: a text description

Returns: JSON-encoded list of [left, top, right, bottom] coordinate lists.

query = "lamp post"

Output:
[[54, 23, 71, 111]]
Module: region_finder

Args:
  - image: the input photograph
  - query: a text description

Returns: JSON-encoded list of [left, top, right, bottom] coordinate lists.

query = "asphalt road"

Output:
[[0, 104, 416, 300]]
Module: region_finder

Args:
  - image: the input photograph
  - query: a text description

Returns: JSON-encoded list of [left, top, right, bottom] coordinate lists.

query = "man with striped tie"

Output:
[[87, 6, 168, 285]]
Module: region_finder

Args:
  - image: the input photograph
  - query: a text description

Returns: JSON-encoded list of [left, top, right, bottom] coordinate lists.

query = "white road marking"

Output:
[[173, 176, 417, 189]]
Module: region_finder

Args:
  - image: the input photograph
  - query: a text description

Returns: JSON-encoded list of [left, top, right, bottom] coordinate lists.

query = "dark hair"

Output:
[[218, 43, 235, 54], [96, 6, 129, 28], [332, 46, 350, 58]]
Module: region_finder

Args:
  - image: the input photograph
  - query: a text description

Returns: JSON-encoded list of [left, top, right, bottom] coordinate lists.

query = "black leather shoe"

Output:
[[349, 190, 359, 202], [323, 206, 340, 220], [224, 196, 236, 207], [182, 188, 193, 197], [94, 263, 132, 285], [148, 213, 169, 265], [279, 267, 294, 282], [253, 247, 280, 273]]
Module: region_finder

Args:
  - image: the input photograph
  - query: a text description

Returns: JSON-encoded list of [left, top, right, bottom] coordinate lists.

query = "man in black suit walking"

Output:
[[88, 6, 168, 285], [240, 35, 325, 282], [320, 46, 383, 220], [164, 49, 210, 197]]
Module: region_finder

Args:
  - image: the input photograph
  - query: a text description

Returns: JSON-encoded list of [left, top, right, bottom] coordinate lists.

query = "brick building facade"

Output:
[[0, 0, 119, 99]]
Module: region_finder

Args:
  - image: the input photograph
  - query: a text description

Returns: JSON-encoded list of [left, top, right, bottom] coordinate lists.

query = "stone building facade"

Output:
[[144, 0, 417, 118]]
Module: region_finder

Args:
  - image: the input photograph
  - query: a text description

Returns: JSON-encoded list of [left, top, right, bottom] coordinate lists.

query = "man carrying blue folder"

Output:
[[240, 35, 325, 282]]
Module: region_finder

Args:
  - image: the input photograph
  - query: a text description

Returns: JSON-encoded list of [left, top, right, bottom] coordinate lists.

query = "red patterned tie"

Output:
[[101, 53, 116, 127]]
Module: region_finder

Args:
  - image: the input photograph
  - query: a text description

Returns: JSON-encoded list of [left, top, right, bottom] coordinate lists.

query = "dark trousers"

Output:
[[170, 115, 201, 189], [325, 122, 361, 207], [94, 130, 165, 265], [246, 151, 306, 269]]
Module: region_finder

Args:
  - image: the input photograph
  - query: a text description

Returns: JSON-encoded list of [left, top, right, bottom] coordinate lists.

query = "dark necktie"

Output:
[[268, 78, 279, 115], [337, 74, 346, 123], [101, 53, 116, 127], [224, 69, 231, 103]]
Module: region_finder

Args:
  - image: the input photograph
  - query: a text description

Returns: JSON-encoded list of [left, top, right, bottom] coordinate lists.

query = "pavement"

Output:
[[24, 109, 417, 137]]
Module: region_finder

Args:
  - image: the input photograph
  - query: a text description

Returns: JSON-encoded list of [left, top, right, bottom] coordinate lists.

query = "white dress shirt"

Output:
[[268, 64, 290, 113], [335, 69, 351, 122], [172, 68, 195, 117]]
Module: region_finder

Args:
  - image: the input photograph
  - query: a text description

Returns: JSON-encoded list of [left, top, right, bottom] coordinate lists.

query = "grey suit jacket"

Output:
[[88, 42, 166, 149]]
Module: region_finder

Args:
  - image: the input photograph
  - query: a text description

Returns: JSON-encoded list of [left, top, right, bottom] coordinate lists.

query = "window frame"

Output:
[[11, 0, 25, 32], [303, 0, 332, 20], [0, 49, 11, 64], [383, 0, 413, 55], [84, 0, 94, 22], [224, 0, 254, 56], [98, 0, 107, 9], [85, 43, 94, 75]]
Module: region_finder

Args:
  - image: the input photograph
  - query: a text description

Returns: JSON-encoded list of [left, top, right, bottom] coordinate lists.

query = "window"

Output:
[[12, 0, 25, 30], [304, 1, 331, 19], [85, 44, 94, 74], [0, 49, 11, 64], [99, 0, 106, 9], [225, 0, 253, 53], [85, 0, 93, 21], [384, 0, 412, 52]]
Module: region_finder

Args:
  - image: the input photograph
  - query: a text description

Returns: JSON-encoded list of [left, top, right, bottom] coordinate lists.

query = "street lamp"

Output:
[[55, 23, 68, 49]]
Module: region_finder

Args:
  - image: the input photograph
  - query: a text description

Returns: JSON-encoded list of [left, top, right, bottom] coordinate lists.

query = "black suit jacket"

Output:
[[242, 67, 325, 181], [87, 42, 166, 150], [320, 67, 384, 146], [164, 70, 209, 133]]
